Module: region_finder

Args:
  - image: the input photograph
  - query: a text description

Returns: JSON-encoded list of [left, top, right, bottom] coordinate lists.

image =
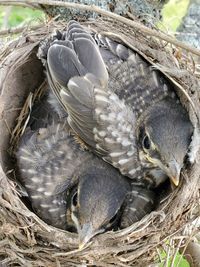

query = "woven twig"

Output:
[[0, 17, 200, 266]]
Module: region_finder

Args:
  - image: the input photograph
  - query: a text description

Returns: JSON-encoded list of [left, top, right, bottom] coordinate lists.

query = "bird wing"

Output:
[[16, 122, 91, 229], [59, 73, 141, 178], [46, 21, 108, 96], [96, 34, 177, 116], [46, 23, 141, 179]]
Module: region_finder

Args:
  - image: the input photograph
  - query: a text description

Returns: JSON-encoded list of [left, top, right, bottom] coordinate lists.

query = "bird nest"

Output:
[[0, 18, 200, 266]]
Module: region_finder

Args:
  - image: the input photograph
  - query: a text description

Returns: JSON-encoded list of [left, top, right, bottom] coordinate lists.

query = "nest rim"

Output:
[[0, 18, 200, 266]]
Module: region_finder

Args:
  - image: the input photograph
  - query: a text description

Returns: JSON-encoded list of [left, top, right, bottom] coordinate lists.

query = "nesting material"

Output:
[[0, 18, 200, 266]]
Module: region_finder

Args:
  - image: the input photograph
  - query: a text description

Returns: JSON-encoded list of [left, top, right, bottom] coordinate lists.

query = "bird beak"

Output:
[[167, 160, 181, 187], [78, 223, 101, 250]]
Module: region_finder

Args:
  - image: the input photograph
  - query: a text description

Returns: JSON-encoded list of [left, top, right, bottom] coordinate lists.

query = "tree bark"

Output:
[[41, 0, 169, 25], [177, 0, 200, 48]]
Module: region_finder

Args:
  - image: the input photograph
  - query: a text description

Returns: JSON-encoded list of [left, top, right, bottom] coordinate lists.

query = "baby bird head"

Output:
[[138, 98, 193, 187], [71, 159, 130, 249]]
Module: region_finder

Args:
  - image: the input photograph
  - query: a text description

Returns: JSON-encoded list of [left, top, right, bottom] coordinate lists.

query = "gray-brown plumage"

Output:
[[40, 20, 193, 188], [17, 96, 158, 247], [17, 119, 130, 231], [120, 187, 156, 228], [16, 122, 90, 230], [70, 158, 130, 248]]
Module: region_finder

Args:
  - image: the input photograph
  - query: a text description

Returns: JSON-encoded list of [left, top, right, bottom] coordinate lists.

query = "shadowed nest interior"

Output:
[[0, 18, 200, 266]]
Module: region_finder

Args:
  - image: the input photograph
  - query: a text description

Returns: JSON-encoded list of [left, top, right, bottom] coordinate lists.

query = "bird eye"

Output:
[[143, 135, 151, 150], [72, 191, 78, 207]]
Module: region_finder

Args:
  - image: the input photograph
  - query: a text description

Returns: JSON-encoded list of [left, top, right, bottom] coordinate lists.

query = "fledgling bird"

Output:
[[16, 93, 157, 247], [41, 20, 193, 188], [72, 171, 156, 248], [16, 122, 84, 230], [16, 121, 131, 231]]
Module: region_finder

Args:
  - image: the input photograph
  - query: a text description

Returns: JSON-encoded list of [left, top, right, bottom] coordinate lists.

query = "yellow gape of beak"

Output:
[[170, 176, 180, 187], [168, 159, 181, 187]]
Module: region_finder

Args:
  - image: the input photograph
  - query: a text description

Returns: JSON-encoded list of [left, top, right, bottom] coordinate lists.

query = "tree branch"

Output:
[[0, 0, 200, 57], [0, 1, 41, 9], [0, 23, 44, 36]]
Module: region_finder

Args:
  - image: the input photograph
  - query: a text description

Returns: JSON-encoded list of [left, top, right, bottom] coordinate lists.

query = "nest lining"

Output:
[[0, 18, 200, 267]]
